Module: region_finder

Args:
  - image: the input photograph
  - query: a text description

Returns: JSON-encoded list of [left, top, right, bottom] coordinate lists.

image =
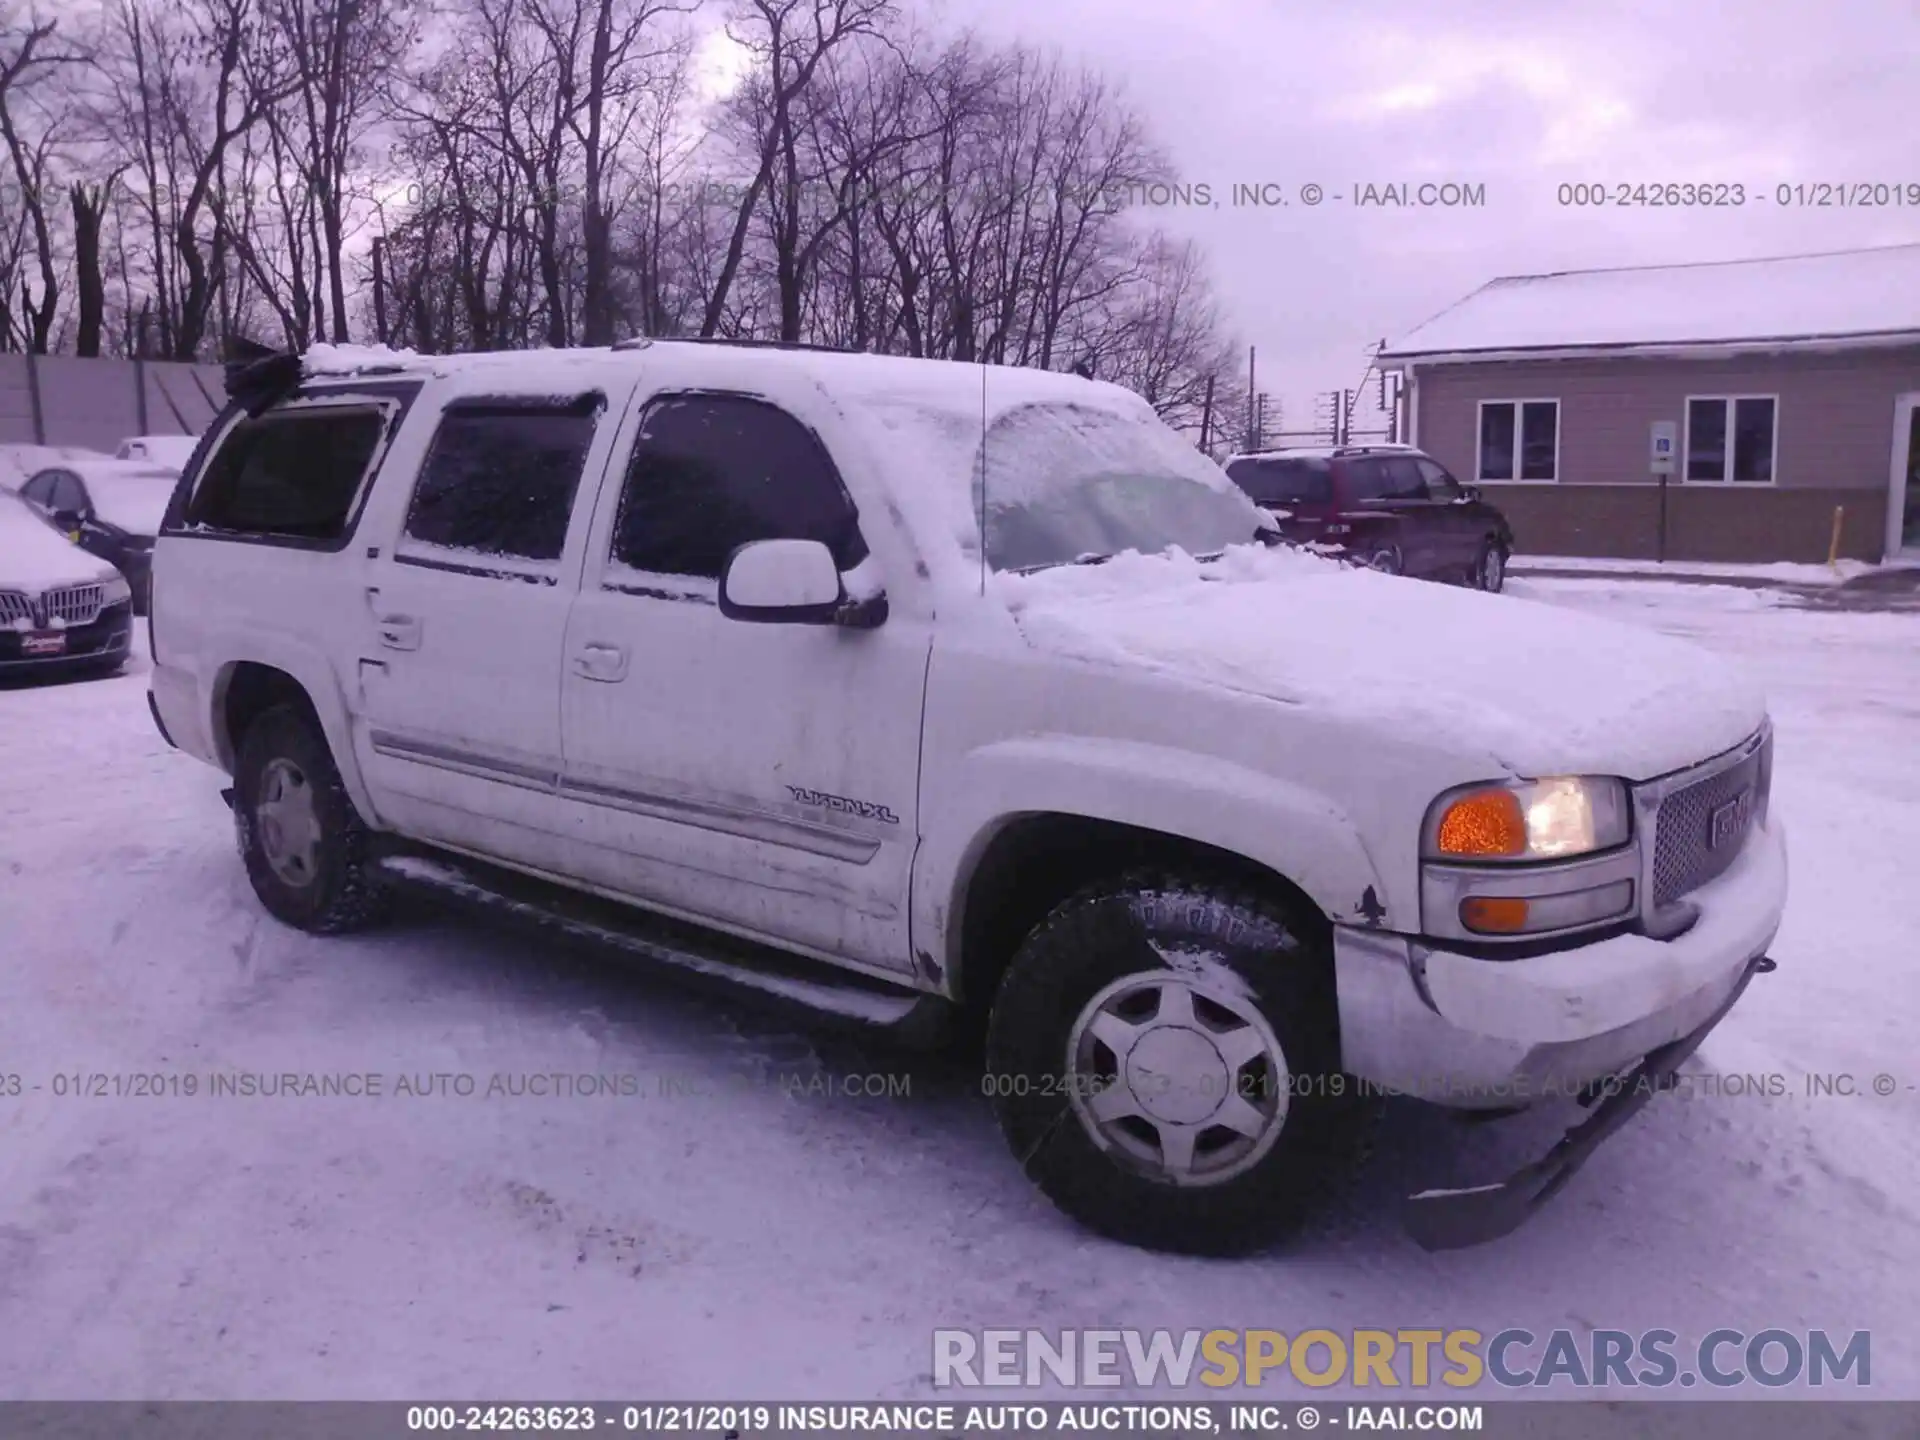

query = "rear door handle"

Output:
[[376, 613, 422, 650], [572, 642, 629, 682]]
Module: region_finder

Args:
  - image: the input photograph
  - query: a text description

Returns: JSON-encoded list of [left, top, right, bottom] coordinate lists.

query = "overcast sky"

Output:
[[907, 0, 1920, 427]]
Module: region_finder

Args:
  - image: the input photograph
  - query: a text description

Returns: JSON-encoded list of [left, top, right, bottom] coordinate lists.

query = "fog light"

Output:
[[1460, 880, 1635, 937], [1460, 896, 1530, 933]]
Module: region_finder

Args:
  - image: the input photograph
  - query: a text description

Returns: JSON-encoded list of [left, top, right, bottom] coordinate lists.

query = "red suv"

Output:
[[1225, 444, 1514, 591]]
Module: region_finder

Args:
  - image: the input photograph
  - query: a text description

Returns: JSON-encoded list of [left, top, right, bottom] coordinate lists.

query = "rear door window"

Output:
[[1224, 457, 1334, 505], [183, 405, 390, 541], [401, 399, 602, 563]]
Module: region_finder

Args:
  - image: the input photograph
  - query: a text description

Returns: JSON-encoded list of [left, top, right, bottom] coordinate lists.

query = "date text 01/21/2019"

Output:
[[1557, 181, 1920, 207]]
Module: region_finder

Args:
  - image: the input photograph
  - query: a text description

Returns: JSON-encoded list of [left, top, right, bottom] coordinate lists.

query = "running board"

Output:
[[370, 846, 956, 1048]]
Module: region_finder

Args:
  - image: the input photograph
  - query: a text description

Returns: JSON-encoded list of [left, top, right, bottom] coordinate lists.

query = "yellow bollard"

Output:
[[1828, 506, 1845, 573]]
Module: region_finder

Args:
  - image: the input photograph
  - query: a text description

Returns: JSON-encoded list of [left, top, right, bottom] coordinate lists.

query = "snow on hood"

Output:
[[76, 467, 176, 536], [994, 545, 1767, 781], [0, 495, 117, 590]]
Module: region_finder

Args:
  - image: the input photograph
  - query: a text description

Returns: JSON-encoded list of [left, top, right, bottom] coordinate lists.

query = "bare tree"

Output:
[[0, 8, 85, 352]]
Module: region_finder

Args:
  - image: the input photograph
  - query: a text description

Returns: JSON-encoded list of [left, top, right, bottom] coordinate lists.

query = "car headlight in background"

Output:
[[101, 574, 132, 606], [1423, 776, 1630, 862]]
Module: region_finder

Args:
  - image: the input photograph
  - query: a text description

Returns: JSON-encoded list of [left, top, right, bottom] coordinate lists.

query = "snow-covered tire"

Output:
[[984, 874, 1363, 1255], [233, 703, 390, 935], [1364, 545, 1403, 575]]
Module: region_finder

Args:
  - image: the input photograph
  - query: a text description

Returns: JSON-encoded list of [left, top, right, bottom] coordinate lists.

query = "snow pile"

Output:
[[1387, 242, 1920, 356], [995, 543, 1768, 779]]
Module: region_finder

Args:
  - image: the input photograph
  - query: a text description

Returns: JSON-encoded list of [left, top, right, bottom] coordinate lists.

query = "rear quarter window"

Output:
[[183, 405, 391, 542]]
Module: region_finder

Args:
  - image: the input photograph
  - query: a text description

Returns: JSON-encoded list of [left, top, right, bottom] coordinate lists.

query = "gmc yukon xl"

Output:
[[146, 339, 1787, 1255]]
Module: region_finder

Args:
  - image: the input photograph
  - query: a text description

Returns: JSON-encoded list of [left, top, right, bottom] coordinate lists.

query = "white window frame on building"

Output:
[[1683, 394, 1779, 484], [1475, 399, 1560, 482]]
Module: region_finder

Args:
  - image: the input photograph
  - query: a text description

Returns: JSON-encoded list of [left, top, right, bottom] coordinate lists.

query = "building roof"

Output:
[[1381, 242, 1920, 364]]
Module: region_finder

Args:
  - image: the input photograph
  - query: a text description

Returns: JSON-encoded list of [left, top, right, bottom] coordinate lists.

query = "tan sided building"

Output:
[[1379, 242, 1920, 564]]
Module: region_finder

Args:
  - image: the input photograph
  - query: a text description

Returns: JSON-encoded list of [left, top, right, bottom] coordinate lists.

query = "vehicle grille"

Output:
[[43, 583, 106, 626], [0, 590, 29, 625], [1650, 731, 1770, 906]]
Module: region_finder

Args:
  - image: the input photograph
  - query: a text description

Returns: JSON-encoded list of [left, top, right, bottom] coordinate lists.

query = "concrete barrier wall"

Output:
[[0, 354, 228, 453]]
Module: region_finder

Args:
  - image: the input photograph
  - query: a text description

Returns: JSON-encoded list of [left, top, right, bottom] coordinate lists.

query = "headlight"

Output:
[[101, 574, 132, 605], [1423, 776, 1630, 862]]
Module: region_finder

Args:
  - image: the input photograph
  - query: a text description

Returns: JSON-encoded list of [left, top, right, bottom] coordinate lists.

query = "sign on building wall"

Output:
[[1649, 420, 1678, 476]]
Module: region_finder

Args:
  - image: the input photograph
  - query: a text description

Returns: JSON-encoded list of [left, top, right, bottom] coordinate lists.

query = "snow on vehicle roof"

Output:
[[300, 338, 1127, 411], [1382, 241, 1920, 361]]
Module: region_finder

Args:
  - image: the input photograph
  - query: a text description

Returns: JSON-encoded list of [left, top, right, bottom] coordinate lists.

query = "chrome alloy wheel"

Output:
[[1480, 546, 1504, 590], [255, 757, 322, 887], [1065, 972, 1291, 1186]]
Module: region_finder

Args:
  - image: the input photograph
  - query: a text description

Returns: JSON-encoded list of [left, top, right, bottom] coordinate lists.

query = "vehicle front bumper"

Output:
[[1334, 816, 1786, 1108], [0, 602, 132, 673], [1332, 818, 1786, 1248]]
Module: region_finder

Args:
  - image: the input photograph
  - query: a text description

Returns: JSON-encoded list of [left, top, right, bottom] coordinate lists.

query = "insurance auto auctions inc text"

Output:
[[933, 1328, 1870, 1391]]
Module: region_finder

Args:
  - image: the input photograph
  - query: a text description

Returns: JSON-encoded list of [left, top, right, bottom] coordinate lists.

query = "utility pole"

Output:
[[1246, 345, 1257, 450], [1199, 374, 1215, 453]]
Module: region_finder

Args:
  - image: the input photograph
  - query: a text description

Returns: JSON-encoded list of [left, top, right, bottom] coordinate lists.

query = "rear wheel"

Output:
[[984, 874, 1364, 1255], [1364, 545, 1403, 575], [233, 703, 390, 934]]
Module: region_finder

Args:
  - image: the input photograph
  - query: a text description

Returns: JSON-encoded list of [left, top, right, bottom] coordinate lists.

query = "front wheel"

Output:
[[233, 703, 390, 934], [984, 875, 1364, 1255], [1473, 540, 1507, 593]]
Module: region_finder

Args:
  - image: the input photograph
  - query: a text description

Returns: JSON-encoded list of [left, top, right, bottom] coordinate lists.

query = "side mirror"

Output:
[[50, 507, 83, 530], [1459, 485, 1481, 503], [720, 539, 882, 627]]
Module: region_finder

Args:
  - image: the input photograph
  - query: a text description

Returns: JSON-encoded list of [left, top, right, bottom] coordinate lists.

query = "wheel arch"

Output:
[[948, 812, 1335, 1021], [211, 651, 381, 827], [922, 739, 1386, 1025]]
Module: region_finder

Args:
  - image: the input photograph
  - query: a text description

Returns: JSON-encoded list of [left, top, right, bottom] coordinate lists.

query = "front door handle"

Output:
[[572, 642, 629, 682], [376, 613, 422, 650]]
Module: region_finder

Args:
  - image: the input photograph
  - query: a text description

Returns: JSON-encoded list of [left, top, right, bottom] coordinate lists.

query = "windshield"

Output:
[[909, 400, 1262, 572]]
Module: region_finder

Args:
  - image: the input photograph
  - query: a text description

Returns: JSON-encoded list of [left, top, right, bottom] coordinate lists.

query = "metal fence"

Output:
[[0, 353, 227, 453]]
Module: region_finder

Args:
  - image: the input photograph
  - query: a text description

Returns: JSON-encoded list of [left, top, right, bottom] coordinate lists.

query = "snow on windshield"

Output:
[[861, 395, 1261, 572]]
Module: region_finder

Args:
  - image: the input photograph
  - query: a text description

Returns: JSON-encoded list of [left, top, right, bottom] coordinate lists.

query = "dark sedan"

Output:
[[0, 491, 134, 679], [18, 460, 176, 614], [1226, 444, 1515, 591]]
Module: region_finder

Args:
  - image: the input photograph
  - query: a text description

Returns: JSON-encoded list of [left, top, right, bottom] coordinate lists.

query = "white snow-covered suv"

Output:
[[147, 340, 1786, 1255]]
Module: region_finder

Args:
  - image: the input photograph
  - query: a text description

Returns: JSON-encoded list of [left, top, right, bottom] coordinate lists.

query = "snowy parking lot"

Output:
[[1, 574, 1916, 1400]]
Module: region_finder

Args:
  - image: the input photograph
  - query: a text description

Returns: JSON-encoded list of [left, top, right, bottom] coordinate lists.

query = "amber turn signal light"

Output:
[[1434, 788, 1529, 858], [1460, 896, 1531, 933]]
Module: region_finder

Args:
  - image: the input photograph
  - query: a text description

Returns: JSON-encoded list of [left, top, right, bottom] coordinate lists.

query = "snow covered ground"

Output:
[[1, 576, 1915, 1400]]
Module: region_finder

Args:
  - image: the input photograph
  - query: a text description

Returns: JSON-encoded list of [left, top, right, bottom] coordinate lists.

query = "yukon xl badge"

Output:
[[787, 786, 900, 825]]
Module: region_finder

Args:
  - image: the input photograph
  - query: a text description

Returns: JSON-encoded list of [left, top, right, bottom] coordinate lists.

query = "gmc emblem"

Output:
[[1708, 787, 1755, 850]]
